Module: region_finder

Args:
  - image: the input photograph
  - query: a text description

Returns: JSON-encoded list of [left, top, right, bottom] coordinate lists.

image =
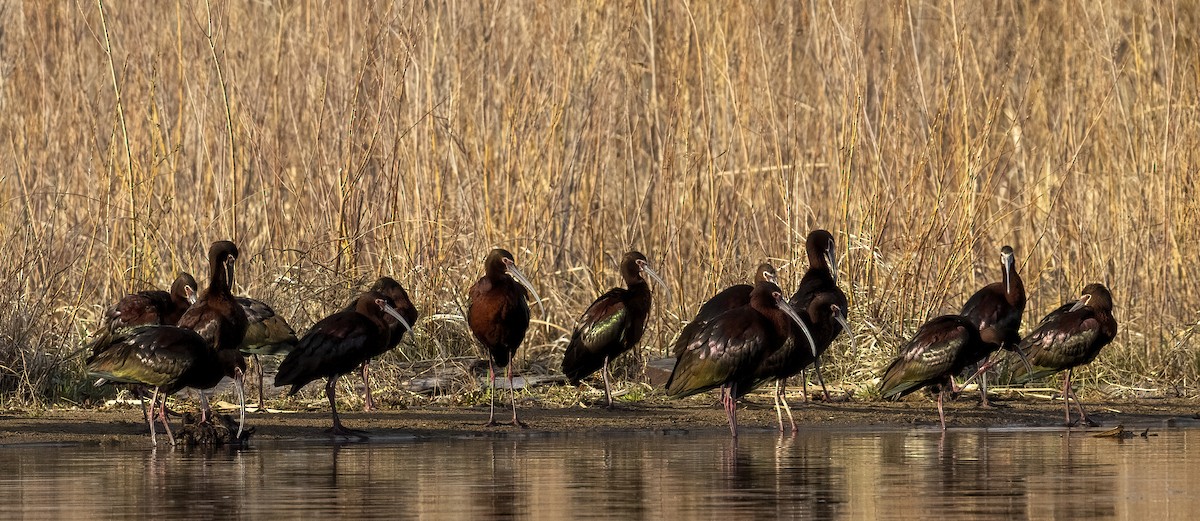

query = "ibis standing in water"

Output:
[[1009, 283, 1117, 426], [789, 229, 842, 401], [666, 280, 815, 438], [467, 249, 542, 427], [342, 276, 418, 411], [671, 263, 777, 358], [87, 324, 223, 445], [562, 251, 667, 406], [741, 291, 849, 432], [958, 245, 1027, 406], [177, 240, 250, 436], [275, 291, 412, 437], [236, 296, 298, 408], [878, 315, 989, 430]]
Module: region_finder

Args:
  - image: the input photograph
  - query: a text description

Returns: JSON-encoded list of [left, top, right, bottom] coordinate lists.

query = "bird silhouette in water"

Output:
[[1009, 283, 1117, 427], [671, 263, 777, 359], [467, 249, 542, 427], [666, 280, 815, 438], [275, 291, 412, 437], [958, 245, 1028, 406], [342, 277, 418, 411], [562, 251, 667, 406], [879, 315, 989, 430], [177, 240, 250, 437]]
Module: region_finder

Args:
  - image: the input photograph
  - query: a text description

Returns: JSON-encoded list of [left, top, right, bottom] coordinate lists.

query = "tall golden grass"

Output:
[[1, 0, 1196, 405]]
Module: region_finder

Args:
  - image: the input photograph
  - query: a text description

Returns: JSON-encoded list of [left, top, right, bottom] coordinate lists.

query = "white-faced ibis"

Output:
[[670, 263, 777, 358], [274, 291, 411, 437], [342, 277, 418, 411], [878, 315, 989, 430], [89, 272, 198, 354], [1009, 283, 1117, 426], [789, 229, 842, 401], [665, 280, 814, 438], [86, 325, 223, 445], [467, 248, 541, 427], [958, 245, 1027, 406], [177, 240, 250, 435], [236, 296, 298, 408], [562, 251, 667, 406], [740, 292, 850, 432]]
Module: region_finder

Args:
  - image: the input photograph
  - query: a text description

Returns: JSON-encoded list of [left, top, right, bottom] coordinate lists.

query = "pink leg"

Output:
[[937, 387, 947, 431], [508, 364, 526, 428], [485, 360, 498, 426], [361, 361, 376, 411]]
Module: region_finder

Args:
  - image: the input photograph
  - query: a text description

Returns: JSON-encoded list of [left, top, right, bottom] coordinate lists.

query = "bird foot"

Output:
[[512, 419, 529, 429], [326, 425, 369, 439], [1068, 418, 1099, 428]]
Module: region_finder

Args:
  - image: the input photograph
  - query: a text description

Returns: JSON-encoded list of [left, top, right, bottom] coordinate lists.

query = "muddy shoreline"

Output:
[[3, 396, 1198, 446]]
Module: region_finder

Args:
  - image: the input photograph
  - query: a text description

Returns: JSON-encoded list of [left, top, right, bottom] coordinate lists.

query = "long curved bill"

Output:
[[377, 300, 414, 332], [825, 248, 839, 284], [1068, 294, 1091, 313], [507, 264, 545, 317], [226, 259, 237, 291], [234, 370, 246, 439], [639, 261, 671, 304], [833, 306, 855, 352], [777, 298, 818, 359], [1002, 251, 1014, 295]]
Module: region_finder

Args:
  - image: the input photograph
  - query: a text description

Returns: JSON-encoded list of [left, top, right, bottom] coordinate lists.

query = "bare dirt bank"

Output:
[[3, 396, 1198, 446]]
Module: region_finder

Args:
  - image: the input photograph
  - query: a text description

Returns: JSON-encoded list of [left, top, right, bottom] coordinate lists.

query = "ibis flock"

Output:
[[85, 234, 1117, 444]]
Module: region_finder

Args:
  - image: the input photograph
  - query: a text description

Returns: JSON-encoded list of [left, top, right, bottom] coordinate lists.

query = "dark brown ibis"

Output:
[[467, 248, 541, 427], [236, 296, 298, 408], [1009, 283, 1117, 426], [665, 280, 813, 438], [88, 272, 198, 354], [958, 245, 1027, 406], [86, 325, 223, 445], [878, 315, 989, 430], [670, 263, 777, 358], [177, 240, 250, 435], [342, 277, 418, 411], [788, 229, 841, 401], [737, 292, 849, 432], [562, 251, 666, 406], [275, 291, 411, 437]]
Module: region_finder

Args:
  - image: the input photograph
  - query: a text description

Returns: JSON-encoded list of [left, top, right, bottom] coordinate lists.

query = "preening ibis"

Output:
[[878, 315, 989, 430], [562, 251, 666, 406], [1009, 283, 1117, 426], [467, 248, 541, 427], [665, 280, 814, 438], [670, 263, 777, 358], [86, 325, 222, 446], [274, 291, 412, 437], [177, 240, 249, 435], [789, 229, 841, 401], [958, 245, 1027, 406], [342, 277, 418, 411], [88, 272, 198, 354], [236, 296, 298, 408]]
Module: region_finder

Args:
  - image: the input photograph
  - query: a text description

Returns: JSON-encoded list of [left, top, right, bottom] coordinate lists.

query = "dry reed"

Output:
[[0, 0, 1197, 406]]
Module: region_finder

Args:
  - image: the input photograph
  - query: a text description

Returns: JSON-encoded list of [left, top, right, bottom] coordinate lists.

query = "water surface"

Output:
[[1, 427, 1195, 519]]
